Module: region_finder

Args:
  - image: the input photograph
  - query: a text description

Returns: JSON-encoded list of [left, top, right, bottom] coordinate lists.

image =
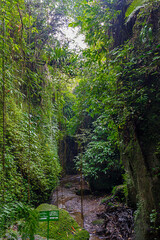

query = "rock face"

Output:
[[116, 1, 160, 240], [59, 136, 78, 174], [121, 121, 160, 240]]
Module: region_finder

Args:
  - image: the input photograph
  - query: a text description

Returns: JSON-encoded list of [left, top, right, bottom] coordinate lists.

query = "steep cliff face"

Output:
[[119, 1, 160, 239], [121, 121, 160, 240]]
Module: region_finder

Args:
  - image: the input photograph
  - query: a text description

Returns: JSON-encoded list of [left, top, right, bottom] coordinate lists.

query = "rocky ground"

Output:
[[51, 175, 134, 240]]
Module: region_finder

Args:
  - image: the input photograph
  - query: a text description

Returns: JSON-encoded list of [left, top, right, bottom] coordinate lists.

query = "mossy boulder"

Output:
[[36, 204, 89, 240]]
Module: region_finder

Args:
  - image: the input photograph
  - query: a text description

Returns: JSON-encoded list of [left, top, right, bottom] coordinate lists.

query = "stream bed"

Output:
[[51, 175, 105, 240], [51, 175, 134, 240]]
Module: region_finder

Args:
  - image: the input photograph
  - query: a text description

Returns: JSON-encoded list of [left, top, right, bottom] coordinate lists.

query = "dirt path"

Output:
[[51, 175, 106, 240]]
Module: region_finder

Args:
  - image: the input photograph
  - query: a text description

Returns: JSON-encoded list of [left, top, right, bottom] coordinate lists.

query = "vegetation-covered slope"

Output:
[[0, 0, 76, 205]]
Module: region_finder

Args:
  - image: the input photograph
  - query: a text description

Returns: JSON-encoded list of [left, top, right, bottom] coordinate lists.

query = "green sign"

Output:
[[39, 211, 49, 222], [39, 210, 59, 222], [39, 210, 59, 240], [49, 210, 59, 221]]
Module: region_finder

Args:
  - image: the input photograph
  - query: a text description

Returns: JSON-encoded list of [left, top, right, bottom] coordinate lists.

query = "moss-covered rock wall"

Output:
[[118, 1, 160, 239], [121, 121, 160, 239]]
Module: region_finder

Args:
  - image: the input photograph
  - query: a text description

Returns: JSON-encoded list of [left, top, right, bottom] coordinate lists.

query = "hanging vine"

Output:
[[27, 0, 31, 204], [1, 0, 6, 203]]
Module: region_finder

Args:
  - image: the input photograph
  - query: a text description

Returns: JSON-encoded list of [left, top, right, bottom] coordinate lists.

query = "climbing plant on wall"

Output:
[[0, 0, 76, 205]]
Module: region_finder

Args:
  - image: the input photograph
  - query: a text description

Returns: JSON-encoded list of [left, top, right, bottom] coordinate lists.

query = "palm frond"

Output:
[[125, 0, 148, 18]]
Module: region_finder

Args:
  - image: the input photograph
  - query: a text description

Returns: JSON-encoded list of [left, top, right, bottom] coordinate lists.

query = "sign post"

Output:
[[39, 210, 59, 240], [47, 220, 49, 240]]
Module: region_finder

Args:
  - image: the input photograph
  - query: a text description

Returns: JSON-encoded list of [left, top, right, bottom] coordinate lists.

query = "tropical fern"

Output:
[[0, 202, 39, 239], [125, 0, 148, 18]]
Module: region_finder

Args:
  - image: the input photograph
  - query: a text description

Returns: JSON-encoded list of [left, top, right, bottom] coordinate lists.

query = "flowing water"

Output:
[[51, 175, 106, 240]]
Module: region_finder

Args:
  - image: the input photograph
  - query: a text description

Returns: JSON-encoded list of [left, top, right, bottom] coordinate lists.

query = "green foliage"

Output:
[[0, 0, 160, 238], [70, 0, 117, 50], [150, 209, 157, 224], [0, 83, 61, 204], [76, 140, 120, 178], [125, 0, 147, 18], [92, 219, 104, 226], [36, 204, 89, 240], [0, 202, 39, 239], [67, 4, 160, 230], [0, 0, 77, 205]]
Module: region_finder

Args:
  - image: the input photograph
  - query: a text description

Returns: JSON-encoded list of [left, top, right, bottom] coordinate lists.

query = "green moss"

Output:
[[101, 195, 112, 204], [71, 230, 90, 240], [92, 219, 104, 226], [36, 204, 89, 240], [37, 204, 58, 212], [64, 183, 72, 189]]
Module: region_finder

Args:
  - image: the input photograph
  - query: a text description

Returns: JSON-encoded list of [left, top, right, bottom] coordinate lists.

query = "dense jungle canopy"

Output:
[[0, 0, 160, 239]]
